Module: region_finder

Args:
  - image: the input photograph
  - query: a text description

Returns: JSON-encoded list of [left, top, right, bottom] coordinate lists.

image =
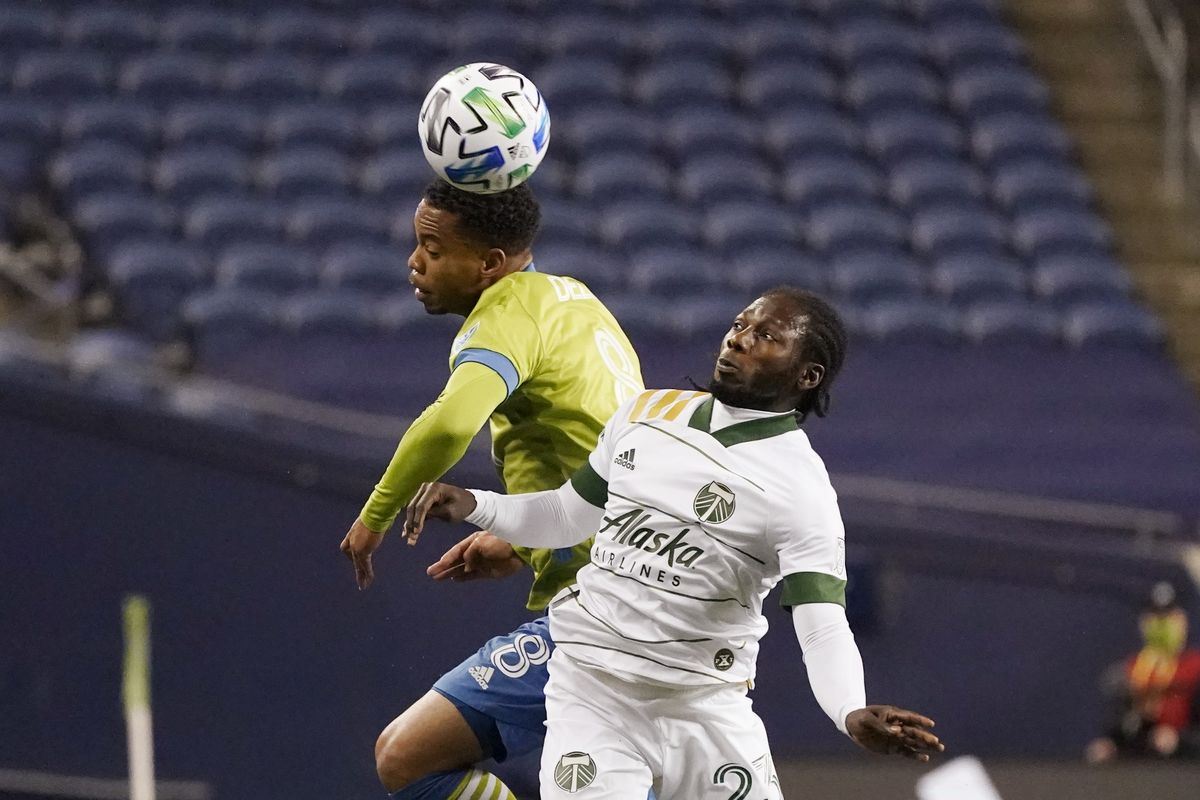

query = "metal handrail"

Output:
[[1126, 0, 1190, 202]]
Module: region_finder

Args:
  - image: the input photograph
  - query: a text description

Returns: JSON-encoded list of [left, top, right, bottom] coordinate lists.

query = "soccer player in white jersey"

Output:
[[404, 287, 944, 798]]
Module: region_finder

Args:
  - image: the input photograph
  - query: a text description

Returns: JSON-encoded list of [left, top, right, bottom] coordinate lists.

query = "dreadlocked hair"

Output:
[[763, 286, 848, 423], [423, 179, 541, 254]]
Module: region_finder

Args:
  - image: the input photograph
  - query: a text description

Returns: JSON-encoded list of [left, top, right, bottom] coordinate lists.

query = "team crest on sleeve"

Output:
[[451, 322, 480, 355], [693, 481, 736, 524], [554, 751, 597, 793]]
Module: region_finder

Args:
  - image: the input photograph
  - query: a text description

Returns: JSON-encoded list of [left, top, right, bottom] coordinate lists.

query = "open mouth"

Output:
[[716, 357, 739, 374]]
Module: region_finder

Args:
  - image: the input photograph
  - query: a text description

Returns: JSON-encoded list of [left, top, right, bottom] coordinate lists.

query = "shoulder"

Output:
[[624, 389, 708, 425]]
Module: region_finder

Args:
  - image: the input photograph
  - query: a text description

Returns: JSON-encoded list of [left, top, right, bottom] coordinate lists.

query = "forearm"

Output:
[[793, 602, 867, 734], [359, 365, 506, 533], [467, 481, 603, 548]]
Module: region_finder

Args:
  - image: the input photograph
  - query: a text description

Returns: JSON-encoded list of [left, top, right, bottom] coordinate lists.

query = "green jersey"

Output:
[[360, 268, 643, 610]]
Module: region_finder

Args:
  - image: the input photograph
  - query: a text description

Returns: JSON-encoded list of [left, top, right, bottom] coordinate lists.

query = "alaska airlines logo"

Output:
[[694, 481, 736, 524], [598, 508, 704, 568]]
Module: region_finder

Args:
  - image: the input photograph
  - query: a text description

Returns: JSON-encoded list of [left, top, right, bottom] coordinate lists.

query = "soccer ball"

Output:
[[418, 63, 551, 194]]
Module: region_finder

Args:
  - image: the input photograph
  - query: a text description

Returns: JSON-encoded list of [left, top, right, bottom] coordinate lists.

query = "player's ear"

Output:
[[481, 248, 507, 277], [798, 362, 824, 391]]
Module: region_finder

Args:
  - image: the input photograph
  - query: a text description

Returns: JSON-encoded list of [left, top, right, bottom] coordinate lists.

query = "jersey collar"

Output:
[[687, 396, 799, 447]]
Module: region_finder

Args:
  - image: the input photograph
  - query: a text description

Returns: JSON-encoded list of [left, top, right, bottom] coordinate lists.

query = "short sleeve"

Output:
[[774, 478, 848, 608], [449, 296, 542, 398], [567, 391, 643, 508]]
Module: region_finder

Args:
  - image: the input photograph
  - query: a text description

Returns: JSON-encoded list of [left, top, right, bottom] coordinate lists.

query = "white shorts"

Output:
[[539, 650, 783, 800]]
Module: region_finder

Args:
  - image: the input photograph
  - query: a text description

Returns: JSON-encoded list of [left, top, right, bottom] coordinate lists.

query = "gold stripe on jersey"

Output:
[[627, 390, 658, 421], [628, 389, 705, 423], [663, 391, 704, 421]]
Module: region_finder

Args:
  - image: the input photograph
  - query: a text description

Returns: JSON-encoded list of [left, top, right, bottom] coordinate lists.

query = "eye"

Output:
[[761, 330, 775, 341], [731, 320, 744, 331]]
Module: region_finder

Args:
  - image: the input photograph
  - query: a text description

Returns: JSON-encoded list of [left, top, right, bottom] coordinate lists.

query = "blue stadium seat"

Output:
[[52, 144, 146, 198], [736, 17, 828, 67], [765, 108, 862, 160], [281, 290, 379, 337], [992, 162, 1094, 212], [538, 199, 599, 247], [810, 0, 905, 18], [449, 13, 537, 70], [0, 8, 57, 53], [962, 299, 1060, 345], [264, 105, 360, 152], [66, 329, 161, 387], [257, 10, 349, 55], [0, 99, 56, 147], [287, 199, 391, 247], [364, 104, 423, 151], [641, 16, 731, 65], [223, 56, 319, 104], [865, 112, 965, 163], [741, 63, 839, 111], [544, 12, 637, 63], [13, 52, 110, 99], [322, 56, 421, 105], [216, 243, 318, 295], [534, 244, 628, 296], [163, 103, 261, 150], [844, 64, 942, 114], [599, 201, 701, 251], [914, 0, 1002, 23], [575, 153, 672, 201], [972, 111, 1069, 159], [352, 10, 446, 56], [184, 196, 287, 249], [322, 243, 410, 294], [632, 62, 735, 111], [911, 206, 1009, 257], [258, 148, 355, 199], [62, 100, 158, 149], [118, 53, 219, 104], [781, 155, 884, 208], [562, 107, 658, 159], [153, 146, 252, 203], [600, 294, 679, 358], [950, 67, 1051, 117], [664, 108, 759, 160], [930, 254, 1026, 302], [1012, 209, 1114, 258], [677, 155, 775, 204], [1063, 301, 1165, 350], [807, 203, 908, 255], [727, 247, 826, 294], [63, 7, 156, 54], [705, 202, 800, 251], [831, 18, 926, 66], [108, 241, 210, 337], [0, 143, 39, 194], [1030, 255, 1133, 306], [184, 288, 282, 362], [829, 251, 925, 300], [862, 298, 962, 343], [628, 246, 724, 297], [75, 194, 177, 253], [888, 157, 987, 209], [536, 59, 627, 113], [359, 152, 430, 203], [160, 9, 251, 53], [929, 20, 1025, 69]]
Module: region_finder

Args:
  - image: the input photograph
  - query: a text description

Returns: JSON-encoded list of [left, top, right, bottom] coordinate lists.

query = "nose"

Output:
[[725, 326, 751, 352], [407, 247, 423, 273]]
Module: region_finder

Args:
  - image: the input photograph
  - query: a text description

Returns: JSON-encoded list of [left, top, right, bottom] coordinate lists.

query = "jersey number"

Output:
[[594, 329, 641, 404], [712, 764, 753, 800], [490, 633, 550, 678]]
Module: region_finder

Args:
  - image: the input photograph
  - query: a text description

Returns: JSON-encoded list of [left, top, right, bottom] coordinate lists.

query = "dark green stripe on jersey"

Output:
[[570, 461, 609, 508], [687, 396, 800, 447], [779, 572, 847, 608]]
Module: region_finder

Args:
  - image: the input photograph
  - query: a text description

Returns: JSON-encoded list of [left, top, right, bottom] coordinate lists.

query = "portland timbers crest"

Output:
[[694, 481, 736, 524], [554, 751, 597, 793]]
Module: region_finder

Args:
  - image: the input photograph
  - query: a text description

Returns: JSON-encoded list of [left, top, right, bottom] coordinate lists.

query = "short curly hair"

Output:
[[423, 179, 541, 254], [763, 286, 848, 422]]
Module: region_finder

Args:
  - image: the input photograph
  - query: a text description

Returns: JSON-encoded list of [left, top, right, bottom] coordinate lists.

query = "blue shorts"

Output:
[[433, 615, 553, 763]]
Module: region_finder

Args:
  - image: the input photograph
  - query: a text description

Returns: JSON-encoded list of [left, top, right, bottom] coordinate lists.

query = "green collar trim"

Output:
[[686, 397, 799, 447]]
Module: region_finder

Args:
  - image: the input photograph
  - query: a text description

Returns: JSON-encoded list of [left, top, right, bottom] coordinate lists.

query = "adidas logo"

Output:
[[468, 665, 494, 690], [614, 449, 636, 470]]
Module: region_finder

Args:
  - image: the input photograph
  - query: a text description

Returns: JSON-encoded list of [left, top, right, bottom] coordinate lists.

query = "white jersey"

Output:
[[553, 388, 848, 687]]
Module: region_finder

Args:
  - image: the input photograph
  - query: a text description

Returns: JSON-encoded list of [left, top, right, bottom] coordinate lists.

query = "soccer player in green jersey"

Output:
[[340, 179, 643, 800]]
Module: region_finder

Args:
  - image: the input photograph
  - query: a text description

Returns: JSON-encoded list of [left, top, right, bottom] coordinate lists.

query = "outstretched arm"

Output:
[[340, 363, 507, 589]]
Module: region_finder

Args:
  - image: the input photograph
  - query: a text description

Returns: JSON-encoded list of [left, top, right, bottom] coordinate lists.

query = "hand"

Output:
[[427, 531, 524, 582], [845, 705, 944, 762], [403, 481, 478, 545], [340, 518, 385, 591]]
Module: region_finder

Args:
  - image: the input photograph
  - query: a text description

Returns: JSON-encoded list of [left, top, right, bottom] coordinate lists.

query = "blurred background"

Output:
[[2, 0, 1199, 798]]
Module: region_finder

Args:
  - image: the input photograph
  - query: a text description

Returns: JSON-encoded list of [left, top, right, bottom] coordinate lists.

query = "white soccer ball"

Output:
[[418, 62, 551, 194]]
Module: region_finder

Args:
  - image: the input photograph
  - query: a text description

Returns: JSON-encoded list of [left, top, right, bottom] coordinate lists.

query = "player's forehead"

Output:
[[738, 295, 807, 335], [413, 200, 461, 242]]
